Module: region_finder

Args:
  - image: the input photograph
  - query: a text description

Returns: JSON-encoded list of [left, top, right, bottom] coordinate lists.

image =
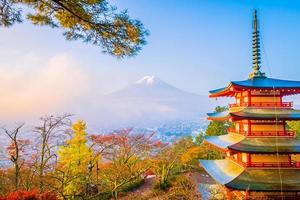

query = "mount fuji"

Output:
[[82, 76, 228, 129]]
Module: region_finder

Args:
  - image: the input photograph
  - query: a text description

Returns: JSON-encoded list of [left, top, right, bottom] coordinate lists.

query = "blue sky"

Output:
[[1, 0, 300, 122]]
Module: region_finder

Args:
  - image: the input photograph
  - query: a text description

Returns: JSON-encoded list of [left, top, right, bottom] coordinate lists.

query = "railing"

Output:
[[227, 128, 246, 135], [229, 102, 293, 108], [248, 130, 295, 137], [228, 128, 296, 137], [247, 161, 300, 168], [238, 161, 300, 168]]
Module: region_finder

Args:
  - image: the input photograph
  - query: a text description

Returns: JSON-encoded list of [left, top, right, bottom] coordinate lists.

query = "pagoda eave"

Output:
[[204, 134, 300, 154], [207, 108, 300, 121], [209, 77, 300, 97], [204, 133, 245, 149], [200, 159, 300, 192]]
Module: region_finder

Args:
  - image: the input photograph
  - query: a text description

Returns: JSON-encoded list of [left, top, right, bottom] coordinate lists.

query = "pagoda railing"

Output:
[[240, 161, 300, 168], [248, 130, 295, 137], [228, 128, 296, 137], [227, 128, 246, 135], [229, 102, 293, 108]]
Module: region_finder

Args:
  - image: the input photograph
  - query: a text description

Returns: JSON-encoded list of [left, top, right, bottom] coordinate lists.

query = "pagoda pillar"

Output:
[[225, 187, 233, 200], [245, 190, 250, 200]]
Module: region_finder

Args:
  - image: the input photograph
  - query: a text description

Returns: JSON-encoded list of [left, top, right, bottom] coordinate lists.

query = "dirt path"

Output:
[[120, 171, 215, 200], [119, 176, 155, 200]]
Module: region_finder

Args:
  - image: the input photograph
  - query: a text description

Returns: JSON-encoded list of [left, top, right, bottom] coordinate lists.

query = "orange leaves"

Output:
[[181, 146, 202, 164], [6, 139, 30, 158], [1, 189, 58, 200]]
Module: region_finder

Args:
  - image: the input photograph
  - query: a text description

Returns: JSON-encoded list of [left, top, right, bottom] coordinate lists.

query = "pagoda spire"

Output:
[[249, 10, 266, 78]]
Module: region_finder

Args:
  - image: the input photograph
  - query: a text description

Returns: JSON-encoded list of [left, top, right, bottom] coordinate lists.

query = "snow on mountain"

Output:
[[107, 75, 200, 99], [82, 76, 230, 129]]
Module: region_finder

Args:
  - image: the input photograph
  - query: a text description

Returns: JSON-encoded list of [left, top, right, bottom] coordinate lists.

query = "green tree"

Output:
[[194, 131, 205, 145], [152, 137, 196, 190], [0, 0, 148, 57], [206, 106, 232, 136], [287, 121, 300, 138]]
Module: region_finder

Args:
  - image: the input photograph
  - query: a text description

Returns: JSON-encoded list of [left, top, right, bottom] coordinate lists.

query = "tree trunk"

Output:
[[112, 190, 118, 200], [15, 163, 19, 189]]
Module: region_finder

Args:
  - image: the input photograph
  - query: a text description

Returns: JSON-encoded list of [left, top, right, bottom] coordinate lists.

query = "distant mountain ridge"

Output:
[[106, 75, 199, 99], [82, 76, 229, 129]]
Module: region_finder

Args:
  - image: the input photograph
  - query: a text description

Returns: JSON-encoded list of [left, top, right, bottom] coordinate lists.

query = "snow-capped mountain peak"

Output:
[[136, 75, 160, 85]]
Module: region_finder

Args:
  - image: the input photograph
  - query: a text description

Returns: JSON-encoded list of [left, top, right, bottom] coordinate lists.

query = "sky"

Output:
[[1, 0, 300, 124]]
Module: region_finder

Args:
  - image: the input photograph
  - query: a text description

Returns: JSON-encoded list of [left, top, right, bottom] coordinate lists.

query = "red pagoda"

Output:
[[200, 10, 300, 199]]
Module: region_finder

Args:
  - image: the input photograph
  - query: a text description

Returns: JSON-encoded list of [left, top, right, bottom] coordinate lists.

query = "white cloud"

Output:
[[0, 53, 90, 122]]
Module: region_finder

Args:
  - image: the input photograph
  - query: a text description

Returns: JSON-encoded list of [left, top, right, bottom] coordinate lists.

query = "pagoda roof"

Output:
[[207, 108, 300, 121], [200, 159, 300, 191], [210, 77, 300, 97], [204, 134, 300, 153], [227, 168, 300, 191], [204, 133, 245, 149], [199, 159, 244, 184], [229, 137, 300, 154]]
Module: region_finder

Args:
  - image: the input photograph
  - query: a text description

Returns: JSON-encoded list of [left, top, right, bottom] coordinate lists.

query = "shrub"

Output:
[[2, 190, 58, 200], [121, 178, 145, 193], [153, 180, 172, 191], [167, 175, 201, 200]]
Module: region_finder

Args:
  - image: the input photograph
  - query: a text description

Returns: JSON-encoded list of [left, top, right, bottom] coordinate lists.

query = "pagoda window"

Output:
[[233, 154, 238, 161], [242, 153, 248, 163], [237, 98, 241, 106], [226, 151, 231, 157], [236, 123, 240, 132], [242, 91, 248, 96], [243, 124, 249, 132], [251, 154, 290, 163]]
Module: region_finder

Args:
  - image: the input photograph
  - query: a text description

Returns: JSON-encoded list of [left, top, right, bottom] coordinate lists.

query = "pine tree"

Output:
[[0, 0, 148, 57]]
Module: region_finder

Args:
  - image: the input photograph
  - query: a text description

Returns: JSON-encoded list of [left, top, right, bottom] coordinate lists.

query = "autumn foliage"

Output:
[[0, 115, 212, 199], [1, 189, 58, 200]]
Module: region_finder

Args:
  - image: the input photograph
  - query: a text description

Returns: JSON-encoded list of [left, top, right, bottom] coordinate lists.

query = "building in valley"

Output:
[[200, 10, 300, 199]]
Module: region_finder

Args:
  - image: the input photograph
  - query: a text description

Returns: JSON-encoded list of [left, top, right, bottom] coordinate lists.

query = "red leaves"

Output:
[[39, 191, 58, 200], [2, 190, 58, 200], [6, 140, 30, 158], [5, 189, 38, 200]]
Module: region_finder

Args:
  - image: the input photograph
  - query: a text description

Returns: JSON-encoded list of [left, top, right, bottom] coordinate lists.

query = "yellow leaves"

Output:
[[57, 120, 98, 196], [85, 0, 102, 4], [55, 11, 78, 29], [72, 120, 87, 133], [126, 23, 141, 44], [181, 146, 202, 164], [114, 45, 124, 57]]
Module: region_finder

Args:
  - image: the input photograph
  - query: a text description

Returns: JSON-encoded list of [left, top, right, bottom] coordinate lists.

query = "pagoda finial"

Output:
[[249, 9, 266, 78]]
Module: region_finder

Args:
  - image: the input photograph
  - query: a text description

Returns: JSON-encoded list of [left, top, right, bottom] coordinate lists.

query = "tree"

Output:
[[194, 131, 205, 145], [0, 0, 148, 57], [2, 124, 30, 190], [32, 114, 72, 191], [151, 137, 195, 190], [56, 120, 95, 198], [206, 106, 232, 136], [181, 143, 224, 167], [91, 129, 156, 199], [287, 121, 300, 138]]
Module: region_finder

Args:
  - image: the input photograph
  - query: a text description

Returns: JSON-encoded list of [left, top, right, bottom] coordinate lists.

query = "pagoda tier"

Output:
[[207, 108, 300, 121], [205, 134, 300, 154], [199, 10, 300, 199], [200, 159, 300, 191], [209, 77, 300, 98]]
